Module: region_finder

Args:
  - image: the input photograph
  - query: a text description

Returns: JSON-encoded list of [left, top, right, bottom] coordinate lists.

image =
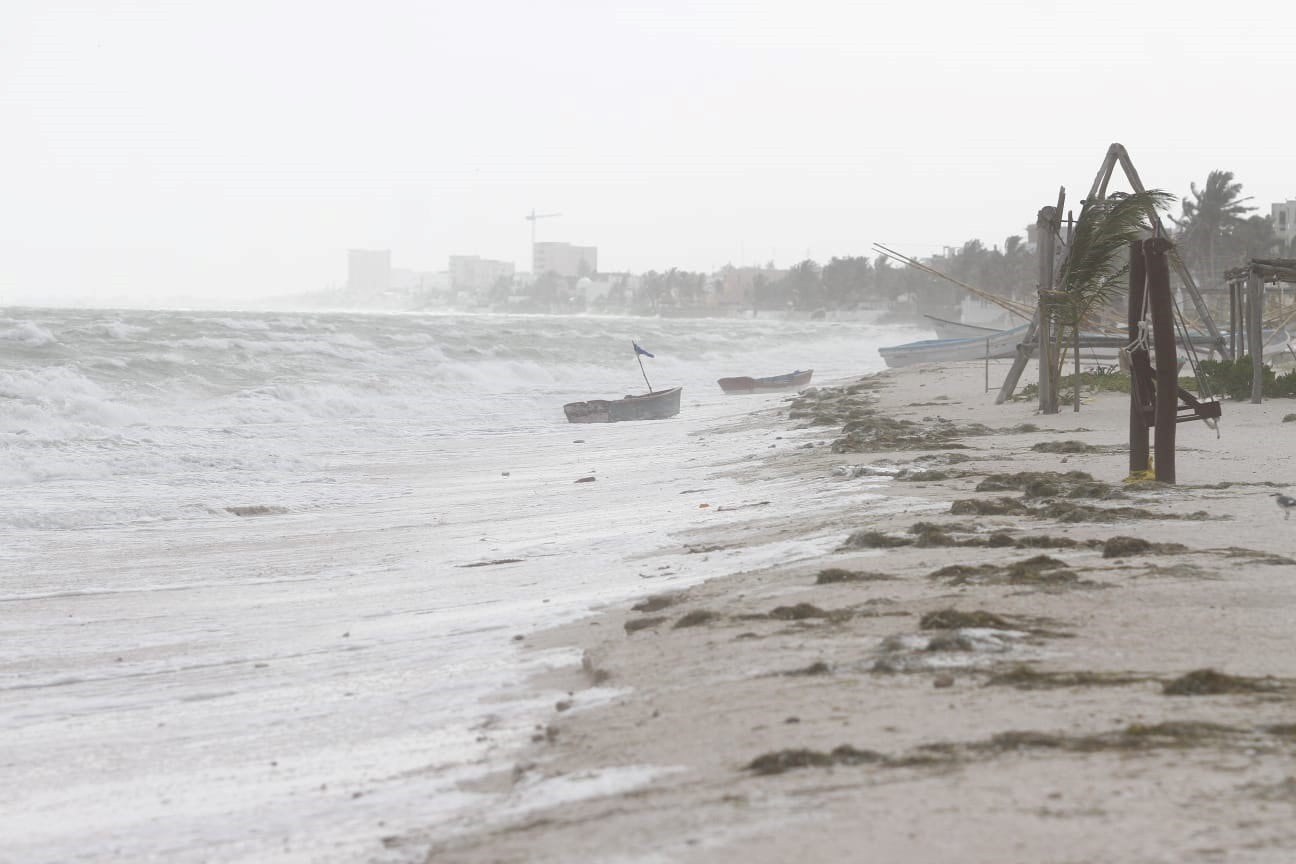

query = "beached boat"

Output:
[[716, 369, 813, 394], [879, 325, 1029, 368], [562, 387, 682, 423]]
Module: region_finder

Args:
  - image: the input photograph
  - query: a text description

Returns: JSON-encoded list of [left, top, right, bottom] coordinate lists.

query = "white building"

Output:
[[347, 249, 392, 297], [1272, 200, 1296, 254], [533, 242, 597, 278]]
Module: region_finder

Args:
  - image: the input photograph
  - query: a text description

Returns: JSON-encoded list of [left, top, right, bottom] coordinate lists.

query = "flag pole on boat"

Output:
[[633, 341, 655, 393]]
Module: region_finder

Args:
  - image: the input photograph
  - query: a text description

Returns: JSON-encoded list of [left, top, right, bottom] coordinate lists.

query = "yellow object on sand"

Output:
[[1122, 459, 1156, 484]]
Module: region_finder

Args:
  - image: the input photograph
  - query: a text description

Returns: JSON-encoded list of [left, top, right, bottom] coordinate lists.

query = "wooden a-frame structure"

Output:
[[995, 143, 1228, 407]]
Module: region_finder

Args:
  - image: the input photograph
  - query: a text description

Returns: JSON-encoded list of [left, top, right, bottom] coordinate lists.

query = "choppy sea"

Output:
[[0, 307, 929, 863]]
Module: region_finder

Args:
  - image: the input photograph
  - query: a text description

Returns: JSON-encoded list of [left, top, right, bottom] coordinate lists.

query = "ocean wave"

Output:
[[0, 366, 147, 432], [0, 319, 58, 346]]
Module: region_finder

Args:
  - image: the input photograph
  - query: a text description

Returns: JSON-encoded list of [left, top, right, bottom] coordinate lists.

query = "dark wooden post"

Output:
[[1128, 241, 1149, 474], [1145, 237, 1176, 484], [1249, 267, 1264, 403], [1037, 206, 1057, 414], [1228, 278, 1239, 360]]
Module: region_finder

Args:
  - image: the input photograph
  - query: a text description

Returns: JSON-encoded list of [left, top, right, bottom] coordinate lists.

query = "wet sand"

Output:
[[418, 359, 1296, 864]]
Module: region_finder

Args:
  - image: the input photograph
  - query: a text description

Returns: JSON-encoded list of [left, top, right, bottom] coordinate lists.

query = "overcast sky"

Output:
[[2, 0, 1293, 307]]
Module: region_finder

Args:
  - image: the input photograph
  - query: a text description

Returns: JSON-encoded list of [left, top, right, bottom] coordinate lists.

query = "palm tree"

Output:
[[1044, 189, 1175, 411], [1170, 170, 1255, 288]]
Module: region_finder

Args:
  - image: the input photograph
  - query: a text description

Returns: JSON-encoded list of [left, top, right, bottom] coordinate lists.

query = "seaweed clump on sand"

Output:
[[1217, 547, 1296, 566], [674, 610, 721, 629], [928, 555, 1087, 589], [745, 745, 884, 775], [786, 383, 881, 427], [1102, 536, 1188, 558], [815, 567, 895, 584], [1037, 501, 1210, 523], [1031, 440, 1099, 454], [624, 616, 668, 634], [976, 470, 1094, 493], [983, 531, 1088, 550], [830, 414, 972, 453], [1005, 555, 1081, 585], [949, 498, 1029, 516], [985, 664, 1149, 690], [919, 609, 1015, 630], [1162, 669, 1282, 696], [632, 594, 680, 613], [840, 530, 914, 549], [982, 721, 1241, 754], [768, 603, 833, 621], [1015, 534, 1086, 549]]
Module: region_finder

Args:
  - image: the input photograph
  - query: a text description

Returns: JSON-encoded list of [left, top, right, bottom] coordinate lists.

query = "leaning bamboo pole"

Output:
[[871, 243, 1035, 320]]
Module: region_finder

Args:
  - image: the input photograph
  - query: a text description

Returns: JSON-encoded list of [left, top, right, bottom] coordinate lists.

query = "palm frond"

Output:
[[1055, 189, 1173, 321]]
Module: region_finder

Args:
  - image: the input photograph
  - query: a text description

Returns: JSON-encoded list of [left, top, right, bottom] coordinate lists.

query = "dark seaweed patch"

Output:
[[768, 603, 831, 621], [919, 609, 1014, 631], [745, 745, 885, 775], [950, 498, 1029, 516], [1162, 669, 1281, 696], [986, 664, 1149, 690], [815, 568, 895, 584], [631, 595, 679, 613], [1031, 440, 1097, 454], [1215, 547, 1296, 566], [673, 610, 721, 629], [1102, 536, 1188, 558], [624, 616, 668, 634], [841, 530, 914, 549], [976, 471, 1094, 492]]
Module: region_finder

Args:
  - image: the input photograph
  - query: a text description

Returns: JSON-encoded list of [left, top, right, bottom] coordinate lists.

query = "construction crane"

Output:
[[525, 209, 562, 250]]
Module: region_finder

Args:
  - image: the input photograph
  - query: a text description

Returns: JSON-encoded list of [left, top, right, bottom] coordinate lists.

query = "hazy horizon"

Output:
[[3, 0, 1294, 307]]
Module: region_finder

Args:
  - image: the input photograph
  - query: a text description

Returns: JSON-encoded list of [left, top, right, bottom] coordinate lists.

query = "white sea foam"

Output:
[[0, 318, 58, 346]]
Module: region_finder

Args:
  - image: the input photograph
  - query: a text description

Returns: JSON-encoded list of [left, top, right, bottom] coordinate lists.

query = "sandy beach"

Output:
[[419, 358, 1296, 864]]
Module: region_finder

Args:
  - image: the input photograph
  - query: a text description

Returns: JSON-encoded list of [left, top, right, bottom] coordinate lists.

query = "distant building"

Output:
[[347, 249, 392, 297], [1272, 200, 1296, 254], [449, 255, 515, 297], [533, 242, 597, 278]]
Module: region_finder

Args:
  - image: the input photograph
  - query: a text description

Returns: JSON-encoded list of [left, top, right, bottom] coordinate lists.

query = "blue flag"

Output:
[[633, 342, 655, 358]]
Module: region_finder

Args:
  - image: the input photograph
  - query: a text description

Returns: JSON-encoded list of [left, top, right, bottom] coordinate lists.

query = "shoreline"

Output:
[[421, 359, 1296, 864]]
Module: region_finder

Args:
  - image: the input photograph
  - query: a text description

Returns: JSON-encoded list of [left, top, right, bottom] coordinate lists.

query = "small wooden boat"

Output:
[[717, 369, 814, 394], [563, 387, 682, 423]]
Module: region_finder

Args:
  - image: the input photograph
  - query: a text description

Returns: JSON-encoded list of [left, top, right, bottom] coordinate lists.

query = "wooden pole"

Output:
[[1239, 278, 1248, 361], [1069, 210, 1081, 412], [1145, 237, 1176, 484], [1228, 280, 1238, 359], [1249, 268, 1264, 403], [994, 313, 1038, 404], [1037, 204, 1058, 414], [1128, 241, 1149, 475]]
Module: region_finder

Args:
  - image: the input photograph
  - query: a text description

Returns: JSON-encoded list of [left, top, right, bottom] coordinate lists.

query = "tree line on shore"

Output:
[[550, 169, 1284, 319]]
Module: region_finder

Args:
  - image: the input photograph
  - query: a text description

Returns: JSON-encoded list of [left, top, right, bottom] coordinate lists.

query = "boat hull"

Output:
[[879, 327, 1029, 368], [717, 369, 813, 394], [563, 387, 682, 423]]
